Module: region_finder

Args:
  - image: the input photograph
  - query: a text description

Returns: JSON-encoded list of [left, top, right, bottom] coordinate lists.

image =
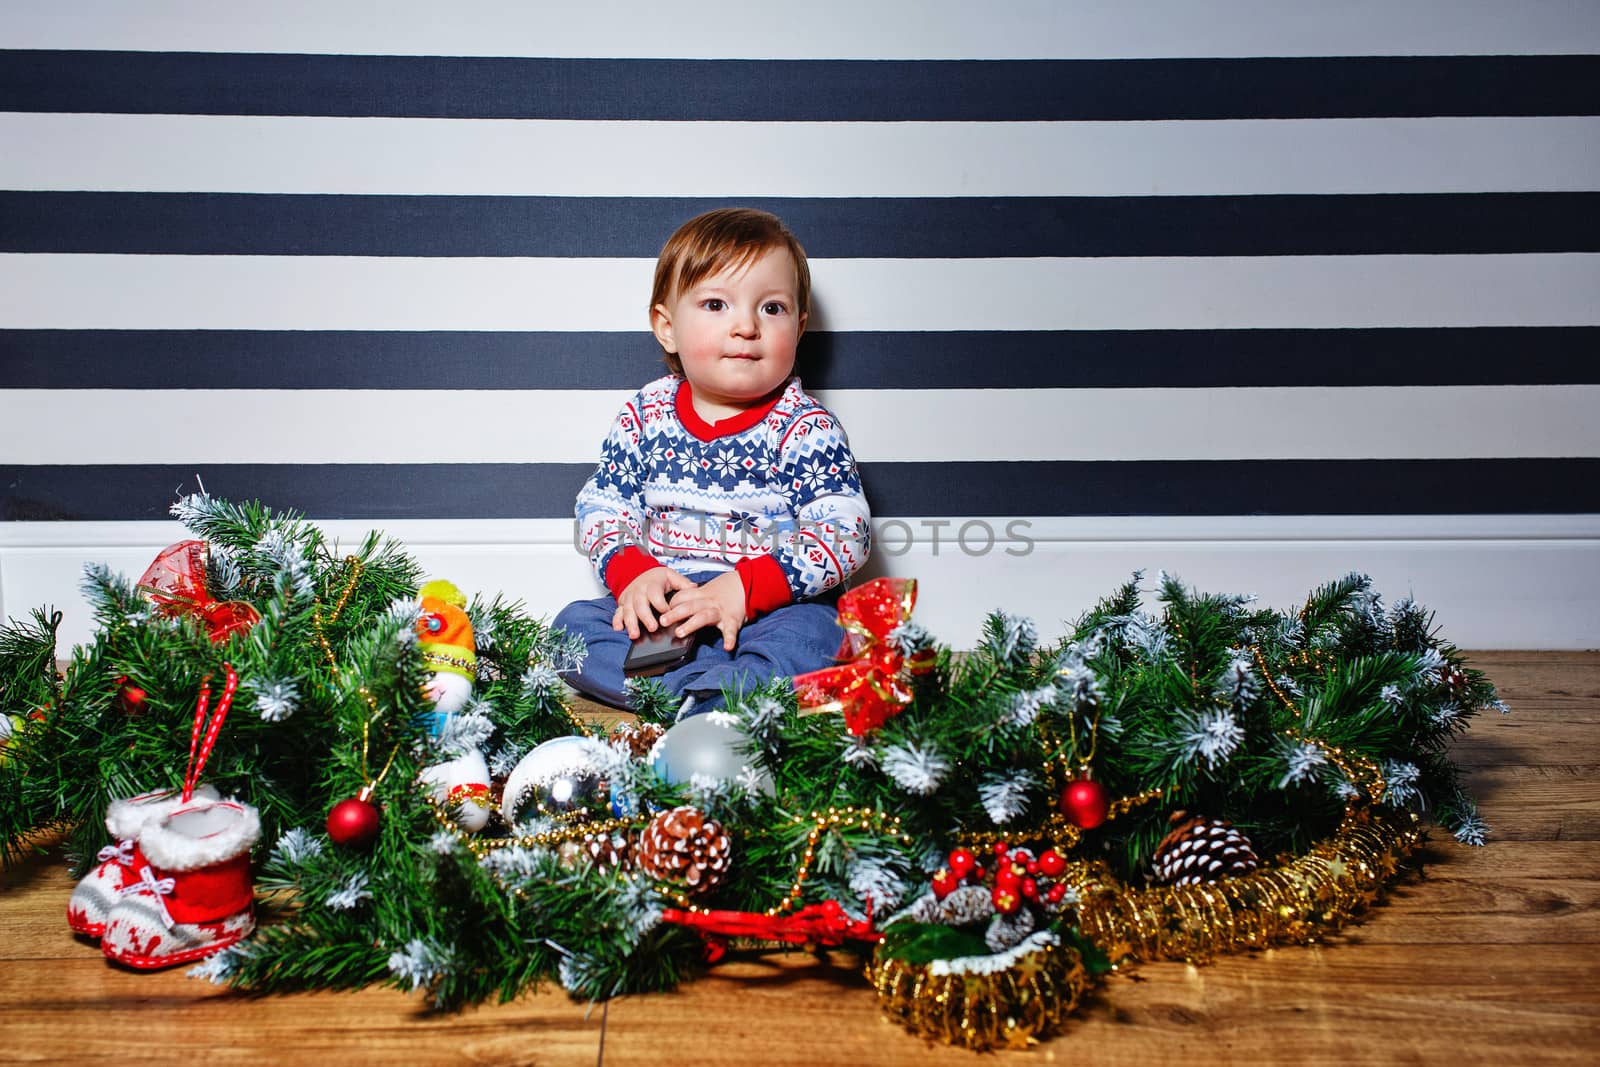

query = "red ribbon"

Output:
[[792, 577, 934, 736], [661, 899, 882, 947], [138, 540, 260, 644], [184, 664, 237, 803]]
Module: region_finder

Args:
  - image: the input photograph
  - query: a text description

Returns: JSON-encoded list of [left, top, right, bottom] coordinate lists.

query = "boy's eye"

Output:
[[762, 301, 787, 315], [702, 299, 726, 312]]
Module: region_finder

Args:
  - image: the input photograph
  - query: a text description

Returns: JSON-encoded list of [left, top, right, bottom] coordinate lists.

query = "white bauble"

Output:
[[420, 748, 492, 832]]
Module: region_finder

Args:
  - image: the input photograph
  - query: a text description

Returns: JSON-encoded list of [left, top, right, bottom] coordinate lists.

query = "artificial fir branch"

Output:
[[0, 499, 1507, 1008]]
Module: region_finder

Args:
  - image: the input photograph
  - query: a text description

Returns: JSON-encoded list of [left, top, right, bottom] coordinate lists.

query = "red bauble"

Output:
[[1037, 849, 1065, 876], [930, 868, 959, 900], [1060, 779, 1110, 830], [327, 795, 381, 848], [946, 848, 976, 879], [994, 865, 1021, 892], [112, 676, 147, 715]]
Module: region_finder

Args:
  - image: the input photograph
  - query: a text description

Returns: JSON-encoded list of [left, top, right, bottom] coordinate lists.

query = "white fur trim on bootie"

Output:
[[104, 784, 220, 840], [139, 800, 261, 871]]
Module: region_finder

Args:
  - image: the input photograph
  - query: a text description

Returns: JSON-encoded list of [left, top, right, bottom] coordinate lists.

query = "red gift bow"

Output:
[[793, 577, 934, 736], [661, 899, 881, 947], [137, 540, 260, 644]]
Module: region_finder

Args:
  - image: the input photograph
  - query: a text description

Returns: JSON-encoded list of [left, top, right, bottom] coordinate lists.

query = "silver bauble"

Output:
[[500, 735, 610, 824], [651, 712, 774, 795]]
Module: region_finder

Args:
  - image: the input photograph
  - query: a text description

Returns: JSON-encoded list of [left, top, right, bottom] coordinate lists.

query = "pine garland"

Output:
[[0, 498, 1505, 1015]]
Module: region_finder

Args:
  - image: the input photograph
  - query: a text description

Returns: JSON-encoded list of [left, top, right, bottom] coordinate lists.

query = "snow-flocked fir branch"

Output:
[[269, 828, 324, 868], [253, 677, 300, 723], [1169, 706, 1245, 770], [1278, 739, 1329, 789], [325, 872, 372, 911], [978, 771, 1037, 824], [430, 703, 495, 755], [388, 938, 456, 993], [881, 741, 951, 795]]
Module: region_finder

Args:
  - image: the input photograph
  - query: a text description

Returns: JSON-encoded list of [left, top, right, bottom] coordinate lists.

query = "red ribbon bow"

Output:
[[661, 899, 881, 947], [793, 577, 934, 737], [138, 540, 260, 644]]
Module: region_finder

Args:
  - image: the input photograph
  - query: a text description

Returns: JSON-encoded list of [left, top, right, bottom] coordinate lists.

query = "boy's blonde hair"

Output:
[[650, 208, 811, 376]]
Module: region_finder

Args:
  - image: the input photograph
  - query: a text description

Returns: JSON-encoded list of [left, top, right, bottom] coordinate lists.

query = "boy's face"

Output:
[[651, 246, 806, 415]]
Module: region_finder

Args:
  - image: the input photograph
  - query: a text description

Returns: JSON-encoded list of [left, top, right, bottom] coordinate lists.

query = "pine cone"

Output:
[[634, 806, 732, 893], [1150, 813, 1260, 886], [985, 905, 1038, 952], [901, 883, 994, 925], [612, 721, 666, 760], [582, 827, 635, 871]]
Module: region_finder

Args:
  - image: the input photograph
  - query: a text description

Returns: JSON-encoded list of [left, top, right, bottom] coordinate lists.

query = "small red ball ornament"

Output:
[[930, 868, 959, 899], [113, 676, 148, 715], [1060, 779, 1110, 830], [1038, 849, 1065, 876], [327, 791, 381, 848], [994, 865, 1021, 892]]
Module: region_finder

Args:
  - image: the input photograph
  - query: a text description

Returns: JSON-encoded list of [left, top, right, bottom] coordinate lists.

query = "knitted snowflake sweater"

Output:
[[576, 375, 871, 616]]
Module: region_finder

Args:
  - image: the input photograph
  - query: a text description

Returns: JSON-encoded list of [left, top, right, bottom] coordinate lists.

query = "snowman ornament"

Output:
[[414, 580, 493, 832]]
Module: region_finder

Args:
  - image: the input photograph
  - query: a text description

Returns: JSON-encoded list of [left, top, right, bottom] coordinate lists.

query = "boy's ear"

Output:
[[797, 310, 807, 341], [650, 303, 678, 353]]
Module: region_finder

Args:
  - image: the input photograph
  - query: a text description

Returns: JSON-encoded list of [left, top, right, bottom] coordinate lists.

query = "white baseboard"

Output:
[[3, 516, 1597, 651]]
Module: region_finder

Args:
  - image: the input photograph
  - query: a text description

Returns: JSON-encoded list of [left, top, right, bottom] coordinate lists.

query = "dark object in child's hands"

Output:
[[624, 594, 697, 676]]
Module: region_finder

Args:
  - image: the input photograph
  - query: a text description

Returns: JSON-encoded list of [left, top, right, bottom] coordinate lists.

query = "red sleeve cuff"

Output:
[[735, 555, 793, 619], [603, 546, 665, 600]]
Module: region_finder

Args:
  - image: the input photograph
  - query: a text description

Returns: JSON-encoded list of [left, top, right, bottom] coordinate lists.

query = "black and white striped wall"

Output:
[[2, 1, 1597, 649]]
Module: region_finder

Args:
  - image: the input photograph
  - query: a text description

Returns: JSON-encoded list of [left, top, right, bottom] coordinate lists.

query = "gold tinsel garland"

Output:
[[1070, 811, 1420, 965]]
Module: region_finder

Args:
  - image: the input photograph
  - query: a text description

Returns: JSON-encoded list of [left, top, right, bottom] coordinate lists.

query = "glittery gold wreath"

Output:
[[868, 938, 1093, 1051]]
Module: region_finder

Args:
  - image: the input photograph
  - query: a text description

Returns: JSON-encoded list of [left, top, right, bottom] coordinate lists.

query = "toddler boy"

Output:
[[554, 208, 871, 715]]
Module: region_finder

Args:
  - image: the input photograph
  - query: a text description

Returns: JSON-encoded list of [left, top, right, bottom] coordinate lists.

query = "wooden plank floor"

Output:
[[2, 651, 1596, 1066]]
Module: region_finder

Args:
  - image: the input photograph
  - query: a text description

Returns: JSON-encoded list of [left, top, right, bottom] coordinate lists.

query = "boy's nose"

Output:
[[731, 310, 759, 337]]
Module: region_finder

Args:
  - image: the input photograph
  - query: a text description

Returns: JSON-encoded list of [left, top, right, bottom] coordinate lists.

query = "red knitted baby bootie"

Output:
[[100, 799, 260, 970], [67, 784, 220, 938]]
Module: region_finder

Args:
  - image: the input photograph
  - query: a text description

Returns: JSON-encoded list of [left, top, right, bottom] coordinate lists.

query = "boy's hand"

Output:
[[659, 571, 747, 652], [613, 567, 695, 639]]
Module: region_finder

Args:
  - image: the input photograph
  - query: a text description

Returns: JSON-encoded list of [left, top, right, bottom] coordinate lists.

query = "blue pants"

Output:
[[552, 572, 843, 714]]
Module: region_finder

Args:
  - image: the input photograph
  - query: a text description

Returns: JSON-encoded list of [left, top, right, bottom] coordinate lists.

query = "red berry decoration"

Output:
[[1022, 877, 1039, 900], [1038, 849, 1065, 876], [994, 865, 1021, 892], [1047, 883, 1067, 903], [971, 865, 987, 883], [992, 842, 1009, 858], [1060, 778, 1110, 830], [947, 848, 976, 879], [930, 868, 959, 899], [327, 792, 381, 848], [992, 886, 1021, 914]]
